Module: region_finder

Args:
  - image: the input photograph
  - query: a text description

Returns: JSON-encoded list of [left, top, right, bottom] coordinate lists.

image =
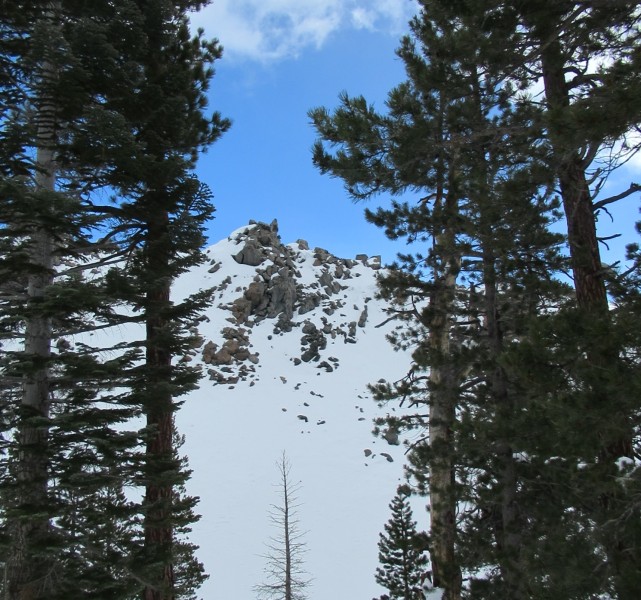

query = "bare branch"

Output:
[[592, 183, 641, 212], [255, 452, 311, 600]]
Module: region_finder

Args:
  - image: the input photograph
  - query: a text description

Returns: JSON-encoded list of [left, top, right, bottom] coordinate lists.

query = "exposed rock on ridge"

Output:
[[199, 220, 383, 384]]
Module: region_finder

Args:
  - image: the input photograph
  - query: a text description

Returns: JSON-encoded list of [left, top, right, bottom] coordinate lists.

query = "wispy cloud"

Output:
[[190, 0, 415, 62]]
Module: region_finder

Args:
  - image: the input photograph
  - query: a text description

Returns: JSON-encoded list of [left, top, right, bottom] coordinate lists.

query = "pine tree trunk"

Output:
[[143, 208, 175, 600], [427, 185, 462, 600], [535, 17, 635, 596], [470, 62, 527, 593], [482, 248, 526, 600], [428, 268, 461, 600], [7, 50, 57, 600], [538, 34, 608, 315]]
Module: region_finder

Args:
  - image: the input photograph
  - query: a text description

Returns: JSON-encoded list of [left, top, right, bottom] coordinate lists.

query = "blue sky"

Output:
[[190, 0, 415, 263], [190, 0, 640, 268]]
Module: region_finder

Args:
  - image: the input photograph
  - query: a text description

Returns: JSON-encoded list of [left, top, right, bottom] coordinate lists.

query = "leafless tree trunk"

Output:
[[255, 452, 310, 600]]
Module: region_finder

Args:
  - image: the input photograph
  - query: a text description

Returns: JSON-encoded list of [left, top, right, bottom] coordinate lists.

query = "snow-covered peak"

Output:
[[176, 220, 416, 600]]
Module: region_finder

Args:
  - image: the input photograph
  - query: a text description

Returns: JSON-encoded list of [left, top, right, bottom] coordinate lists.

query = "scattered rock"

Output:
[[383, 427, 400, 446]]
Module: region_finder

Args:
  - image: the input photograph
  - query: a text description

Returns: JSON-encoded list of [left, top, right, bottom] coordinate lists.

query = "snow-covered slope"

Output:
[[174, 220, 418, 599]]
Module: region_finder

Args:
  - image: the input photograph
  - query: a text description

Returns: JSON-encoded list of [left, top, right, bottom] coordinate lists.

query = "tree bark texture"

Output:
[[142, 208, 175, 600], [426, 186, 462, 600], [8, 51, 57, 600], [538, 32, 608, 315], [482, 246, 527, 600]]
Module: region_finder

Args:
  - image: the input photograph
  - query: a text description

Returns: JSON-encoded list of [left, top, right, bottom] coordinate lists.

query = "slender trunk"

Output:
[[427, 182, 462, 600], [283, 474, 292, 600], [427, 260, 461, 600], [482, 247, 526, 599], [469, 64, 527, 595], [7, 49, 57, 600], [142, 208, 175, 600]]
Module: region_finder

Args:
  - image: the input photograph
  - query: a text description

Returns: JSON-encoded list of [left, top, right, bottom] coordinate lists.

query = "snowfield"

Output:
[[172, 221, 422, 599]]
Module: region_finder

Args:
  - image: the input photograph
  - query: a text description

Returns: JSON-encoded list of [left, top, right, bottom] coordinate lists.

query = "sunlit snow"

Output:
[[173, 222, 423, 599]]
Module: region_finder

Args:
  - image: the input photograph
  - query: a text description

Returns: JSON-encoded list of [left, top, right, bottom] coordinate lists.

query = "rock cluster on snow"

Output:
[[202, 326, 260, 385], [201, 219, 384, 381]]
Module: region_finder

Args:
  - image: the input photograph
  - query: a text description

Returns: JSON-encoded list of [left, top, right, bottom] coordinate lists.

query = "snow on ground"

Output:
[[173, 223, 421, 599]]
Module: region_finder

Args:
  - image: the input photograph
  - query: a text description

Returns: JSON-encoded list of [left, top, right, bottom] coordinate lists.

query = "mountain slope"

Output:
[[174, 220, 418, 599]]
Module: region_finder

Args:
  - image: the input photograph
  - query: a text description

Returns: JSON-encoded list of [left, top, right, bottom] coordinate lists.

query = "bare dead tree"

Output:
[[255, 452, 311, 600]]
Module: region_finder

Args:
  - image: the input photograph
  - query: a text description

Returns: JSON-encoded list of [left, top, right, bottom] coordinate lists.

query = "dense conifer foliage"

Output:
[[0, 1, 227, 598], [311, 1, 641, 598], [374, 486, 427, 600]]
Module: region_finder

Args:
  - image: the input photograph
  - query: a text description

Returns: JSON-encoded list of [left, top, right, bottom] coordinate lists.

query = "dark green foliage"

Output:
[[95, 3, 229, 596], [311, 1, 641, 598], [0, 3, 147, 596], [0, 1, 227, 598], [375, 486, 428, 600]]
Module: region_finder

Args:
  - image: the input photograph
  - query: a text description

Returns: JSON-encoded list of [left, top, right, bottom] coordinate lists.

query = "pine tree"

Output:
[[309, 2, 613, 598], [484, 3, 641, 595], [93, 2, 230, 596], [0, 3, 143, 596], [0, 1, 228, 597], [309, 3, 553, 596], [375, 486, 428, 600]]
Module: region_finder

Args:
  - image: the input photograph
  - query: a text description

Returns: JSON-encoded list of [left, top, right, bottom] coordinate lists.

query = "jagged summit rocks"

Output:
[[194, 220, 384, 385]]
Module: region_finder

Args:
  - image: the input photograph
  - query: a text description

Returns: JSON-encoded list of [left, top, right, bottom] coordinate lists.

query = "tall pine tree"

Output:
[[310, 4, 557, 597], [0, 3, 143, 596], [87, 2, 230, 597], [309, 1, 641, 597], [0, 1, 228, 597]]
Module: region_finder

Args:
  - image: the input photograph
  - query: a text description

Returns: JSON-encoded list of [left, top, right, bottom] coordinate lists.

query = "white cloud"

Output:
[[351, 8, 377, 30], [189, 0, 415, 62]]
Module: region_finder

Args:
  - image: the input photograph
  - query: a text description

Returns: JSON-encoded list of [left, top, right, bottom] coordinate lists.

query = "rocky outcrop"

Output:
[[223, 222, 356, 330], [232, 219, 281, 266], [202, 219, 384, 381]]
